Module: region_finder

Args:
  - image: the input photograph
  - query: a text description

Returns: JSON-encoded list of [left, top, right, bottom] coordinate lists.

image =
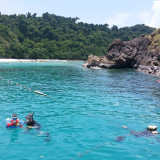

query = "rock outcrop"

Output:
[[83, 28, 160, 77]]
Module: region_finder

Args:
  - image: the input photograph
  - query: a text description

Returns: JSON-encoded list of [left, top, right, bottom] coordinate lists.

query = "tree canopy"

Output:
[[0, 12, 156, 60]]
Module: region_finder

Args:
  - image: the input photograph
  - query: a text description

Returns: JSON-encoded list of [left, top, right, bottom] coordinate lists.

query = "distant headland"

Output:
[[83, 28, 160, 77]]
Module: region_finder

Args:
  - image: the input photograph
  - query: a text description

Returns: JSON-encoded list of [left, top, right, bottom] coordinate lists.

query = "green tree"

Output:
[[0, 44, 5, 57], [0, 12, 156, 60]]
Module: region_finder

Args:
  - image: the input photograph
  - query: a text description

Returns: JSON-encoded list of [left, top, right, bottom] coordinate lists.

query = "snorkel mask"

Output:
[[12, 117, 18, 121]]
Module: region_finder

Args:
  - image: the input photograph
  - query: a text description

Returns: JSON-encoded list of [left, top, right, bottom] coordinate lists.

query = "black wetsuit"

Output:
[[26, 120, 41, 128]]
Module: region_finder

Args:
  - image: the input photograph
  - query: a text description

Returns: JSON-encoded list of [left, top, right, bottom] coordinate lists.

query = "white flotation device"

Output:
[[147, 125, 159, 134], [5, 118, 24, 128], [147, 125, 157, 131]]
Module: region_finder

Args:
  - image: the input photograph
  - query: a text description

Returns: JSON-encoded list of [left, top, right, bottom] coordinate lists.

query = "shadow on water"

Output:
[[22, 126, 51, 142]]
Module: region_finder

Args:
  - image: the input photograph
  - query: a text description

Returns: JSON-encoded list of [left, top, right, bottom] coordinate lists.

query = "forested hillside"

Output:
[[0, 12, 156, 60]]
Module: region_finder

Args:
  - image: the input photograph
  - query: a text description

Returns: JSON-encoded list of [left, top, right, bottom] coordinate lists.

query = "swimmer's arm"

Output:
[[7, 122, 14, 127]]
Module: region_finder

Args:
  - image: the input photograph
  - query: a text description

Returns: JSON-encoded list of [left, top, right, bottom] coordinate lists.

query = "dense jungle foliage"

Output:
[[0, 12, 156, 60]]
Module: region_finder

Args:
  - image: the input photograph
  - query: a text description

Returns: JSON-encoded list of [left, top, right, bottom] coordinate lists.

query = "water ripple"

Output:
[[0, 62, 160, 160]]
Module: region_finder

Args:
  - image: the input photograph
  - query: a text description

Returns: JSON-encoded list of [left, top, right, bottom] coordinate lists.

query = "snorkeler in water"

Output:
[[25, 112, 41, 129], [6, 114, 23, 128], [115, 125, 159, 142], [24, 112, 50, 141]]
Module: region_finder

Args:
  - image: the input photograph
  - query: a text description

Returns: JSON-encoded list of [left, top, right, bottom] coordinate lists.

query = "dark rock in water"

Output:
[[83, 29, 160, 77]]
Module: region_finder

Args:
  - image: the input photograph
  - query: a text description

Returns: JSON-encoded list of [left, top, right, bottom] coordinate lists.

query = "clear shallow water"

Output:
[[0, 61, 160, 160]]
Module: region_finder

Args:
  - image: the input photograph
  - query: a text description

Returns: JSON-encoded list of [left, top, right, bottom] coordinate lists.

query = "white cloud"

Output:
[[106, 13, 130, 27], [140, 0, 160, 28]]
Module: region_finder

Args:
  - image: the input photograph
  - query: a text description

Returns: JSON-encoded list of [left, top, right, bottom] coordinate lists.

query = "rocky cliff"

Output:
[[83, 28, 160, 77]]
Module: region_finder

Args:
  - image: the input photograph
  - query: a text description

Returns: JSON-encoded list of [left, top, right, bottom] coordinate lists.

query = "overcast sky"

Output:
[[0, 0, 160, 28]]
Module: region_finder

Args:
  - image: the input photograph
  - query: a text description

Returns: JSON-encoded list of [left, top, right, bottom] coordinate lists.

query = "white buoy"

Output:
[[34, 90, 47, 96], [122, 125, 128, 129]]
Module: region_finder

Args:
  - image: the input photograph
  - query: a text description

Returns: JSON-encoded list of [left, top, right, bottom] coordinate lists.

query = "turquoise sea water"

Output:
[[0, 61, 160, 160]]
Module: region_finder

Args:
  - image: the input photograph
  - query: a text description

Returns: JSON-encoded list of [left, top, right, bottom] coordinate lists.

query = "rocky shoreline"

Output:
[[83, 29, 160, 77], [137, 65, 160, 77]]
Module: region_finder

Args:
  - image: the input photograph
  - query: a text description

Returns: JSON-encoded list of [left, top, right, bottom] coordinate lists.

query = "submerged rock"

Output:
[[83, 28, 160, 77]]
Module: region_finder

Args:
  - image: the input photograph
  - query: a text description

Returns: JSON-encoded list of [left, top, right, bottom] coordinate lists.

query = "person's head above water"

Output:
[[147, 125, 157, 131], [25, 112, 41, 128], [12, 114, 18, 118], [147, 125, 159, 134], [12, 114, 19, 125], [25, 112, 34, 124]]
